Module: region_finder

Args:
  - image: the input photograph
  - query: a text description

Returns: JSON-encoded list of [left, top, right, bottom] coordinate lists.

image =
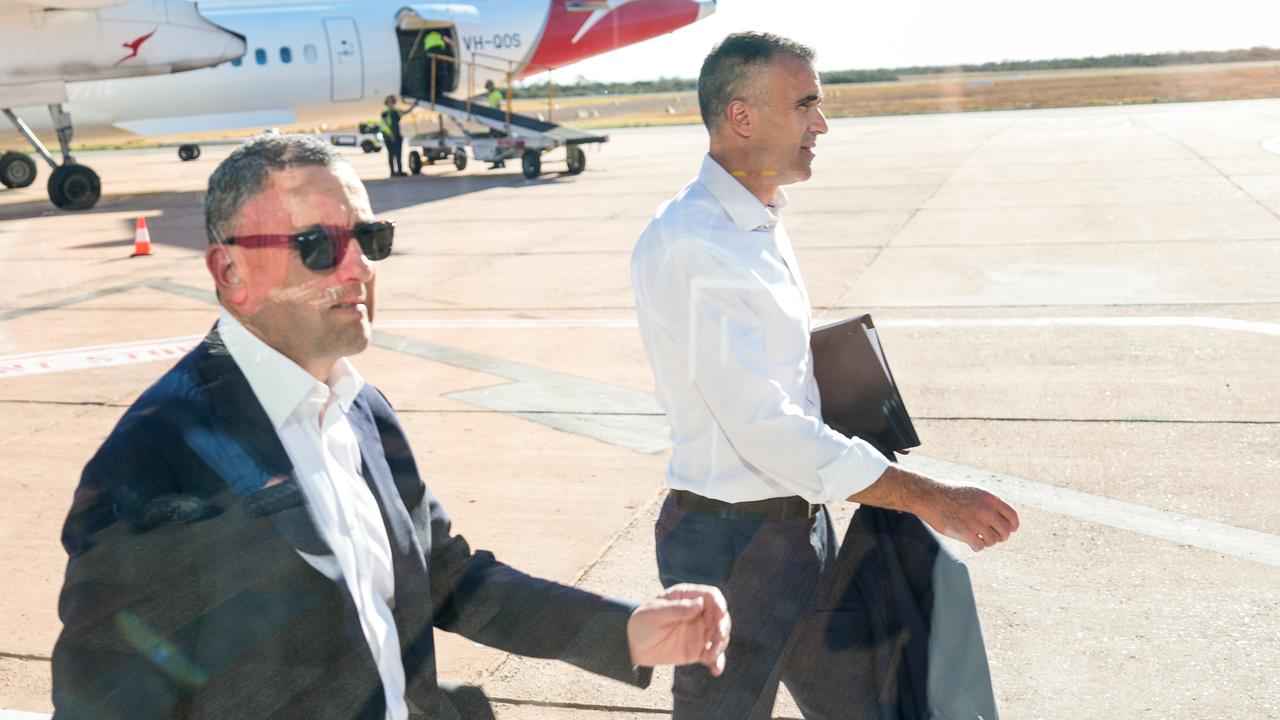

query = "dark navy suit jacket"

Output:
[[51, 331, 647, 719]]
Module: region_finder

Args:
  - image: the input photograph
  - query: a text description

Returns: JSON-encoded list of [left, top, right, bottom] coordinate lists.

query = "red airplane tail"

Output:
[[523, 0, 713, 77]]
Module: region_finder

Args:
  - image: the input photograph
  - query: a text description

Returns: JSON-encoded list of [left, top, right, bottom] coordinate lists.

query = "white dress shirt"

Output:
[[218, 311, 409, 720], [631, 154, 890, 505]]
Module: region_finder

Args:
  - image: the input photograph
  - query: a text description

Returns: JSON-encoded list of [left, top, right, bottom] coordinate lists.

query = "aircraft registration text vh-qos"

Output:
[[462, 34, 522, 52]]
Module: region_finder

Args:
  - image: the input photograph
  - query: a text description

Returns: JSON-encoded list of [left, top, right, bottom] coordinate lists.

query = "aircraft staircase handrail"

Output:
[[469, 51, 559, 125], [410, 48, 603, 145]]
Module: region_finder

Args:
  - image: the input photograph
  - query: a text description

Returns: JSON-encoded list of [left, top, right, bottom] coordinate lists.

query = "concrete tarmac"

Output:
[[1, 99, 1278, 718]]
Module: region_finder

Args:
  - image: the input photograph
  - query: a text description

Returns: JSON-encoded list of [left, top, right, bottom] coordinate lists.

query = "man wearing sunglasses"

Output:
[[51, 134, 730, 720]]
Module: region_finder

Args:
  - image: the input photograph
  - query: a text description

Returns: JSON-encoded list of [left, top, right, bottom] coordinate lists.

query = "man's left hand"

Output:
[[627, 584, 730, 676]]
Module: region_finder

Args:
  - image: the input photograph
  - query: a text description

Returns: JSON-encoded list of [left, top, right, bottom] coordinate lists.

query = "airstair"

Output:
[[400, 47, 607, 179]]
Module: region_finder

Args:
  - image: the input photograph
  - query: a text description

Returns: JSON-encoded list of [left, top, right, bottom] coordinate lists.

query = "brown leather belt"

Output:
[[670, 489, 819, 522]]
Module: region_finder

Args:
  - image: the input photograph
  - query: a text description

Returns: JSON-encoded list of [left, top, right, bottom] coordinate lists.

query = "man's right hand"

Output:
[[914, 481, 1019, 551], [627, 584, 731, 675], [849, 466, 1020, 552]]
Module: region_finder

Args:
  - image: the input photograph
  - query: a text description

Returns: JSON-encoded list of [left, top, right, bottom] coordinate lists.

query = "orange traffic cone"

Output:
[[131, 217, 152, 257]]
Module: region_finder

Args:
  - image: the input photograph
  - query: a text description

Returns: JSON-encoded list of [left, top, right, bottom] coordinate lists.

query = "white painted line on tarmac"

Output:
[[900, 454, 1280, 569], [378, 318, 639, 329], [382, 315, 1280, 336], [874, 315, 1280, 336], [3, 315, 1276, 381], [0, 710, 50, 719], [0, 335, 202, 378]]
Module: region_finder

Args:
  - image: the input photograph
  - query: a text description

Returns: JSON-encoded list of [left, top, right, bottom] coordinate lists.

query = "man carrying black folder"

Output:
[[631, 33, 1021, 719]]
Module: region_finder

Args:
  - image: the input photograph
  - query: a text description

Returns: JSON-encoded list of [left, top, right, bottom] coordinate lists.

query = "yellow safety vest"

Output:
[[487, 88, 503, 109], [378, 110, 395, 137], [423, 31, 445, 53]]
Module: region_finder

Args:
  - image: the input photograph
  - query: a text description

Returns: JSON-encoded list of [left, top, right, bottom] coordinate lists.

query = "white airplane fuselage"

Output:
[[5, 0, 714, 141]]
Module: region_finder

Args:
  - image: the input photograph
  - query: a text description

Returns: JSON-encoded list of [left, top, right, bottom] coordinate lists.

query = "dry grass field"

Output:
[[512, 60, 1280, 128], [11, 60, 1278, 152]]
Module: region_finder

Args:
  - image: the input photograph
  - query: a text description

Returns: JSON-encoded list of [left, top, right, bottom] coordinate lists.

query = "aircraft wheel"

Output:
[[521, 149, 541, 179], [48, 164, 101, 211], [0, 152, 38, 188], [408, 151, 422, 175], [177, 144, 201, 161], [453, 149, 467, 171], [565, 146, 586, 175]]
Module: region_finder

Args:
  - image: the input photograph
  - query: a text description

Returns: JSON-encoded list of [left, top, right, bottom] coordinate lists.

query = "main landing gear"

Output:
[[2, 104, 101, 210]]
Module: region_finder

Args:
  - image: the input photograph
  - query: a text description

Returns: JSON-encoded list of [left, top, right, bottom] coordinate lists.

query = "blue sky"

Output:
[[558, 0, 1280, 82]]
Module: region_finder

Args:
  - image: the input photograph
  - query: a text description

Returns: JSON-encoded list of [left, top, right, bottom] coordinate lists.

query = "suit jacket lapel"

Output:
[[193, 328, 330, 557], [348, 389, 441, 705], [347, 392, 432, 608]]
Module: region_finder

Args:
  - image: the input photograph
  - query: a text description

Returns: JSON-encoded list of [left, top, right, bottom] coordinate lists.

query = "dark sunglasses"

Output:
[[226, 220, 395, 271]]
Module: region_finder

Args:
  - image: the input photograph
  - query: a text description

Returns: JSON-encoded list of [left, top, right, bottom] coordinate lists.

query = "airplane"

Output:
[[0, 0, 247, 209], [1, 0, 717, 210]]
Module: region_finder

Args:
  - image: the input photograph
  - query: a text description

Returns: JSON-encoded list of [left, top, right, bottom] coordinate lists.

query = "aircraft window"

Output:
[[230, 57, 242, 67], [254, 48, 267, 65], [280, 47, 293, 64], [304, 44, 318, 63]]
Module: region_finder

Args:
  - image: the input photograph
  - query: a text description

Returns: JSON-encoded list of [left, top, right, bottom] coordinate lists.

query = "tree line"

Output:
[[511, 46, 1280, 98]]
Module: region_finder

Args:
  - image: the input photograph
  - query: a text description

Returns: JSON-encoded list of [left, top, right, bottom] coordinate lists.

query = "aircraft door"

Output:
[[322, 17, 364, 102], [395, 20, 458, 102]]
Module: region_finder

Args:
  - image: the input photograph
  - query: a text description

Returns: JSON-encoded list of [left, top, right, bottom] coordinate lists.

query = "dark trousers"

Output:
[[403, 53, 454, 100], [656, 493, 837, 719], [387, 136, 403, 175], [655, 493, 998, 720], [426, 52, 454, 97]]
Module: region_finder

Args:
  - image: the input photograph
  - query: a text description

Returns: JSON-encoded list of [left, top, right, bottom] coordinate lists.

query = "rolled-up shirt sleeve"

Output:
[[645, 239, 890, 505]]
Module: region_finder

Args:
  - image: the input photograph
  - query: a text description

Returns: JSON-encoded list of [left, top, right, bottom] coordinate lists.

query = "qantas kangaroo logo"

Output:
[[114, 28, 158, 66], [566, 0, 638, 44]]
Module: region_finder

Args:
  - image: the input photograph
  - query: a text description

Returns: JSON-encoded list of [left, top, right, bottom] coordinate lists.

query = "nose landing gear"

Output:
[[0, 152, 37, 189]]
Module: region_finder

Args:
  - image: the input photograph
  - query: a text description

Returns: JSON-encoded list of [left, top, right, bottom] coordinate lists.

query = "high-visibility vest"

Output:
[[423, 31, 445, 53], [487, 88, 503, 109], [378, 110, 396, 137]]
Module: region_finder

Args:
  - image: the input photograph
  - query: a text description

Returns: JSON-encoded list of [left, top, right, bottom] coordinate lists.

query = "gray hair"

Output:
[[204, 133, 345, 244], [697, 32, 815, 132]]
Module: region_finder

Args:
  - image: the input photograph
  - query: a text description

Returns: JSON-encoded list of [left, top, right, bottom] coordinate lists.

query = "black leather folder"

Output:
[[810, 314, 920, 456]]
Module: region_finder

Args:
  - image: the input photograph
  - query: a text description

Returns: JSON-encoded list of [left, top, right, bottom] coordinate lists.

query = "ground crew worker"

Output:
[[423, 29, 445, 54], [485, 79, 504, 110], [380, 95, 408, 177], [482, 79, 508, 169], [422, 30, 455, 99]]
